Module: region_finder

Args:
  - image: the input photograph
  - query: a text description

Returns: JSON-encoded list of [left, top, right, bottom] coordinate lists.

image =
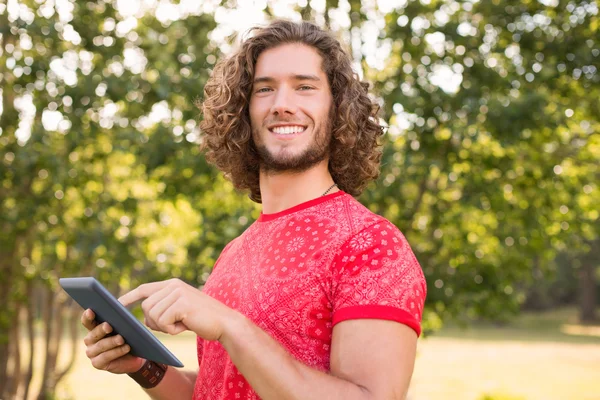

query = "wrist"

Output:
[[132, 357, 146, 373], [127, 359, 168, 389], [218, 310, 249, 349]]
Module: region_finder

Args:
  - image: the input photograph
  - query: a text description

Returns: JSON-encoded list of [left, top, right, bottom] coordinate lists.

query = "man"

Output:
[[81, 19, 427, 400]]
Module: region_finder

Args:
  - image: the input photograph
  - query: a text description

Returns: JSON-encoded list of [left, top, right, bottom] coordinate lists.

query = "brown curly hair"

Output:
[[198, 19, 384, 203]]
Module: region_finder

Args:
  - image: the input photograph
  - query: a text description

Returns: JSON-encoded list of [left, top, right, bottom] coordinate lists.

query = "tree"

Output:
[[0, 1, 242, 398], [364, 0, 599, 325]]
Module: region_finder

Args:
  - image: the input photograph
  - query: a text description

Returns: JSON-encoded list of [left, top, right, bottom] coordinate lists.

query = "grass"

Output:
[[433, 307, 600, 345], [22, 307, 600, 399], [410, 307, 600, 400]]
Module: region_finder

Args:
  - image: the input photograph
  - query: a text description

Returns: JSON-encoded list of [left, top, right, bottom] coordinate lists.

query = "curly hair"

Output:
[[198, 19, 384, 203]]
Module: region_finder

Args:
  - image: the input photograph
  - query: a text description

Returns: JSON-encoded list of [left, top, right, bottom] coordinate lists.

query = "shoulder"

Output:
[[325, 192, 387, 234], [330, 199, 427, 335], [334, 193, 406, 243], [211, 232, 246, 271], [335, 216, 420, 275], [333, 196, 424, 288]]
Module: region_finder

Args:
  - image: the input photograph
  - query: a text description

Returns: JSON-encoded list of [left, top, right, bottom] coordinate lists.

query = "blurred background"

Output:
[[0, 0, 598, 399]]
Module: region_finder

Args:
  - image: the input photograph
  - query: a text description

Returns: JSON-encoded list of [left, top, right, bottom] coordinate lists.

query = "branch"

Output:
[[401, 173, 429, 236], [403, 137, 453, 234]]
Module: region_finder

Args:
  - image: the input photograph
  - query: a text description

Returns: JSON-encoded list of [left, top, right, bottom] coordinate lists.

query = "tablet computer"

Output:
[[60, 277, 184, 367]]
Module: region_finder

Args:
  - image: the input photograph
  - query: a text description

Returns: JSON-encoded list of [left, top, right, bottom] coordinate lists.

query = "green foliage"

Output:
[[0, 0, 598, 382], [361, 0, 599, 323], [0, 0, 257, 345]]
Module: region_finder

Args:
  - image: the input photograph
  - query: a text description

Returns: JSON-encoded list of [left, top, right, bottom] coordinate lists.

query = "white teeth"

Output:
[[272, 126, 305, 135]]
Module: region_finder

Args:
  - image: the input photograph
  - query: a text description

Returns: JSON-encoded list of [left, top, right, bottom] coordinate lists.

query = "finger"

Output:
[[83, 322, 112, 346], [151, 291, 189, 335], [159, 305, 189, 335], [119, 281, 165, 307], [81, 309, 98, 331], [147, 289, 181, 333], [138, 285, 170, 331], [144, 316, 159, 331], [90, 344, 132, 371], [169, 321, 187, 335], [141, 284, 175, 314], [117, 286, 146, 307], [86, 334, 126, 359]]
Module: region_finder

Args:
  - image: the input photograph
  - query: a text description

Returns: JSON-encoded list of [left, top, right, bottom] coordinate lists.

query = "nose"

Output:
[[269, 86, 297, 116]]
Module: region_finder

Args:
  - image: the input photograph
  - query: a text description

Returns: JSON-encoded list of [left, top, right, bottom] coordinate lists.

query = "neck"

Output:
[[259, 160, 338, 214]]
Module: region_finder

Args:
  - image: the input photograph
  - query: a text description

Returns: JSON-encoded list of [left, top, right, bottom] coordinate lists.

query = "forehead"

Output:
[[254, 43, 326, 80]]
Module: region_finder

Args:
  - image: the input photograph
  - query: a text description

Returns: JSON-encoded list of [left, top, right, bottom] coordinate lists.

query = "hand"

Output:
[[119, 278, 239, 341], [81, 309, 145, 374]]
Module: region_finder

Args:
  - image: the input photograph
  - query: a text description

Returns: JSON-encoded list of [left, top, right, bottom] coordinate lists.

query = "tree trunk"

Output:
[[0, 29, 18, 396], [37, 285, 72, 400], [0, 307, 11, 398], [6, 308, 22, 399], [579, 241, 599, 323], [23, 281, 36, 400], [0, 249, 17, 398], [54, 302, 80, 386], [37, 286, 55, 400]]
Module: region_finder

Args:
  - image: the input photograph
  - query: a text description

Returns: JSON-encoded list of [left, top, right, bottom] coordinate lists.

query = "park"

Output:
[[1, 0, 598, 399]]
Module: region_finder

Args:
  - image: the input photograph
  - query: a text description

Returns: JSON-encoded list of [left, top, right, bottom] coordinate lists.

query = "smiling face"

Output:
[[249, 43, 334, 173]]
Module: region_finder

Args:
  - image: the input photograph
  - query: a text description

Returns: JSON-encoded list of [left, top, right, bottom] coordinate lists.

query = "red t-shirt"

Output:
[[193, 191, 427, 399]]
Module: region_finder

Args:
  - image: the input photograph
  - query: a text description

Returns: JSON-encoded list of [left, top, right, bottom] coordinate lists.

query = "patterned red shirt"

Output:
[[193, 191, 427, 399]]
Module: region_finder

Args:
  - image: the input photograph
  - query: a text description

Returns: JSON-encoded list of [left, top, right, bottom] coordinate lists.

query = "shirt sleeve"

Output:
[[330, 220, 427, 336]]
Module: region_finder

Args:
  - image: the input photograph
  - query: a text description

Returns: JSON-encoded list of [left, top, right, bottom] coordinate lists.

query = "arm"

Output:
[[220, 313, 418, 400], [144, 368, 197, 400], [119, 279, 419, 400]]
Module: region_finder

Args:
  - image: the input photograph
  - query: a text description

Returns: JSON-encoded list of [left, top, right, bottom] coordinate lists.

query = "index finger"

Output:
[[118, 282, 164, 307]]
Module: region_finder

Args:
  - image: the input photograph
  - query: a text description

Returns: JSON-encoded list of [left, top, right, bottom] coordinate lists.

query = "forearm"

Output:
[[219, 314, 372, 400], [144, 368, 197, 400]]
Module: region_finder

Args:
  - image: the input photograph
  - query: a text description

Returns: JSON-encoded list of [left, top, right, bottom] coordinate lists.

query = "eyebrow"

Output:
[[253, 74, 322, 84]]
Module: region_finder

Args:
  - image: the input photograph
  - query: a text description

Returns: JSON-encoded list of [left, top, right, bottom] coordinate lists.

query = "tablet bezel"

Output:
[[60, 277, 184, 367]]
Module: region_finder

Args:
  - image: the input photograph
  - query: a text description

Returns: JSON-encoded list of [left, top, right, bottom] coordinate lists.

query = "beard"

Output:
[[253, 106, 335, 174]]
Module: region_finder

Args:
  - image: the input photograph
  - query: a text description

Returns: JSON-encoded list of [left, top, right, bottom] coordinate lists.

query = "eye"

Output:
[[298, 85, 314, 91], [255, 87, 272, 93]]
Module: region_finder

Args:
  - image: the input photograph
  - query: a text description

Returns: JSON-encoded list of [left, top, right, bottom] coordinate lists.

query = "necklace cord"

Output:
[[321, 183, 338, 197]]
